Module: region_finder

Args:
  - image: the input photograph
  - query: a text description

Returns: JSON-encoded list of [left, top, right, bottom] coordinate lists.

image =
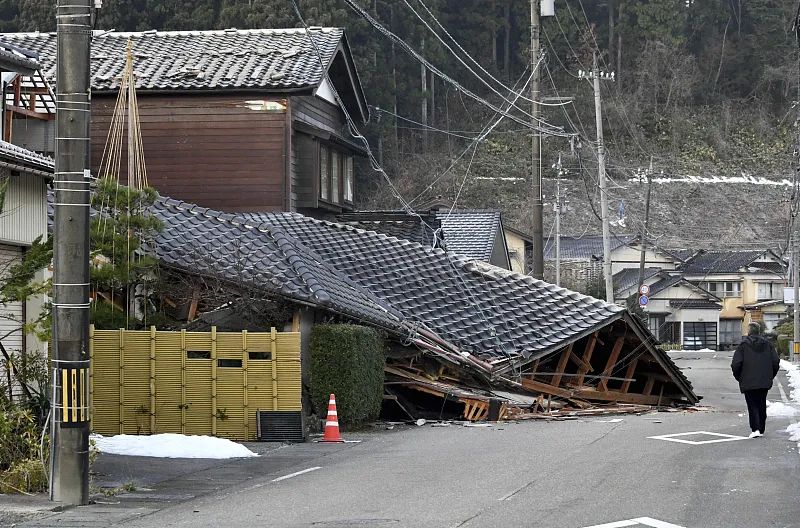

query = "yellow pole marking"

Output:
[[71, 369, 78, 422], [61, 369, 68, 423]]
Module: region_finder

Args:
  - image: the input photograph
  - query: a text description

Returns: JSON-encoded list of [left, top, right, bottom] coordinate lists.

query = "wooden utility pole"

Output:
[[530, 0, 544, 279], [51, 0, 92, 505], [637, 157, 653, 296]]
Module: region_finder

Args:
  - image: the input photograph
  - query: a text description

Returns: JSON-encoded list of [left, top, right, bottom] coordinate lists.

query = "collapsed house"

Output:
[[148, 196, 698, 420]]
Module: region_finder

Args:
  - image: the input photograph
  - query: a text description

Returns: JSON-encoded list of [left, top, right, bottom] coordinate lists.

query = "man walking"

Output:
[[731, 322, 780, 438]]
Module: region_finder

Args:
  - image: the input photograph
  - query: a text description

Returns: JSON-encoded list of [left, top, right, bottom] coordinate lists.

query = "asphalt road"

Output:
[[111, 352, 800, 528]]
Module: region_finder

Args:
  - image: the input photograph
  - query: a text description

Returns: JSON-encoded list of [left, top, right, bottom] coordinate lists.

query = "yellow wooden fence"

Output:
[[89, 326, 301, 440]]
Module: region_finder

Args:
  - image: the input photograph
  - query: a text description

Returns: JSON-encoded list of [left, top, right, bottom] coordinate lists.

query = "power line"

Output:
[[339, 0, 573, 138]]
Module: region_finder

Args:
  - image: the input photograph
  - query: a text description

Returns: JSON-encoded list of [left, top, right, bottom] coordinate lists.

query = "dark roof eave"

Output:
[[92, 85, 318, 96], [622, 311, 700, 404]]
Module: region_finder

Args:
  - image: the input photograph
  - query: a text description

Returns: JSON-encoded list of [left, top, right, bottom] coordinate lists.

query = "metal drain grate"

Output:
[[256, 410, 305, 442]]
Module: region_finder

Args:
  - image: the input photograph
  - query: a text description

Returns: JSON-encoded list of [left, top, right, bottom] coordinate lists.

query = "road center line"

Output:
[[271, 466, 322, 482]]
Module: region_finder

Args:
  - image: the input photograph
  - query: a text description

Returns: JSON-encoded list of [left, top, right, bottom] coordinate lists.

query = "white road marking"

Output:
[[777, 379, 789, 403], [271, 466, 322, 482], [582, 518, 686, 528], [648, 431, 748, 445]]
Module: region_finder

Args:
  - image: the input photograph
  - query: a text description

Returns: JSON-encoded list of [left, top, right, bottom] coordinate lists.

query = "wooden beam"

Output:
[[598, 336, 625, 392], [568, 349, 592, 372], [520, 376, 573, 399], [573, 388, 665, 406], [8, 105, 54, 120], [551, 343, 573, 387], [620, 358, 639, 393], [643, 377, 655, 395], [187, 289, 200, 322], [575, 332, 598, 386]]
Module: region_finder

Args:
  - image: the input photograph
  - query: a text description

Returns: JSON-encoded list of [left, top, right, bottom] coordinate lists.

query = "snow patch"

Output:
[[629, 173, 793, 187], [91, 433, 258, 459], [787, 423, 800, 442], [766, 401, 799, 417], [780, 360, 800, 403]]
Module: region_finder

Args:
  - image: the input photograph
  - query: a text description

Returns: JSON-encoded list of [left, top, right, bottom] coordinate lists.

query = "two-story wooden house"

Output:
[[2, 28, 368, 216]]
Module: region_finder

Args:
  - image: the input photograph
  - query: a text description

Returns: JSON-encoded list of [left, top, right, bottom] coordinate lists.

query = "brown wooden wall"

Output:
[[90, 94, 288, 212]]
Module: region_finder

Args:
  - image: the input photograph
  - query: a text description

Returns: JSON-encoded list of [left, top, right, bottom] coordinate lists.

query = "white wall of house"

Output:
[[0, 168, 49, 360], [610, 245, 678, 276], [0, 169, 48, 245]]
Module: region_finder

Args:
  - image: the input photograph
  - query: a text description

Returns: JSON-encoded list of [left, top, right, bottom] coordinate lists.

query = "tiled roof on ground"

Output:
[[545, 234, 636, 260], [151, 202, 623, 363], [0, 140, 54, 174], [1, 28, 345, 93], [0, 39, 40, 74], [679, 250, 773, 275], [338, 209, 504, 263], [153, 199, 404, 334]]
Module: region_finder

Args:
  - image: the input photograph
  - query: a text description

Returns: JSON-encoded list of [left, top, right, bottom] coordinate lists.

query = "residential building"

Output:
[[0, 45, 52, 369], [2, 28, 368, 217], [503, 226, 532, 274], [678, 249, 788, 347], [613, 268, 721, 350]]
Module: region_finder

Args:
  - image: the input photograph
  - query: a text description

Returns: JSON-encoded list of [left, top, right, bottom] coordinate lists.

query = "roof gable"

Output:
[[1, 27, 369, 122]]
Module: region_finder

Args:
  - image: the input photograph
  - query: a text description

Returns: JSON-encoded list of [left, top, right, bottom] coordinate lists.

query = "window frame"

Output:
[[319, 145, 330, 202]]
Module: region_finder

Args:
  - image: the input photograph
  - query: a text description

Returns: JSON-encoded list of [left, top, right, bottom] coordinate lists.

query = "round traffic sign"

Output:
[[639, 295, 649, 306], [639, 284, 650, 295]]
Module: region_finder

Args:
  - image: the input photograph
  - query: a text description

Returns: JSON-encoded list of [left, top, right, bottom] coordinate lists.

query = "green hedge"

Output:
[[309, 324, 385, 428]]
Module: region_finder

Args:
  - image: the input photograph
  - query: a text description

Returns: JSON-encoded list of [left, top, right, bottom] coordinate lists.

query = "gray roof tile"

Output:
[[0, 140, 54, 173], [545, 234, 636, 260], [1, 28, 343, 92], [679, 250, 779, 275]]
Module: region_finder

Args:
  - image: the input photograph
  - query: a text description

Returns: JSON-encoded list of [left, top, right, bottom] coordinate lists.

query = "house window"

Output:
[[757, 282, 782, 301], [344, 156, 354, 203], [763, 313, 782, 332], [704, 281, 741, 298], [320, 145, 329, 201], [720, 319, 742, 346], [648, 315, 666, 340], [330, 150, 341, 204]]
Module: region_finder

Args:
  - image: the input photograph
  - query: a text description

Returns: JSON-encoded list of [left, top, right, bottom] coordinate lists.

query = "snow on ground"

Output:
[[780, 360, 800, 403], [767, 401, 799, 417], [779, 360, 800, 452], [628, 174, 793, 186], [91, 433, 258, 459]]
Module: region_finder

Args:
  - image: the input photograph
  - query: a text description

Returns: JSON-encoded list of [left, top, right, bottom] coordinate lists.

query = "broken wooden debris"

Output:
[[383, 319, 698, 422]]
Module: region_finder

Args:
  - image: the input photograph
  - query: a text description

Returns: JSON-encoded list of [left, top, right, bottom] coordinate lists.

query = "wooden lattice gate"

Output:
[[89, 326, 301, 440]]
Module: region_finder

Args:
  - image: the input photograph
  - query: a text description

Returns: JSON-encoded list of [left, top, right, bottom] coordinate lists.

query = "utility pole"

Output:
[[636, 157, 654, 295], [793, 2, 800, 362], [530, 0, 544, 280], [554, 154, 563, 286], [579, 52, 615, 302], [51, 0, 92, 505]]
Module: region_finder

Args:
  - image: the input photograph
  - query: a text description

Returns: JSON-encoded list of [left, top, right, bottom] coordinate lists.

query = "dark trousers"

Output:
[[743, 388, 769, 433]]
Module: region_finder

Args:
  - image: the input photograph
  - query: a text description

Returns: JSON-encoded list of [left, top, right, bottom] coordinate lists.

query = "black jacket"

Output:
[[731, 335, 780, 393]]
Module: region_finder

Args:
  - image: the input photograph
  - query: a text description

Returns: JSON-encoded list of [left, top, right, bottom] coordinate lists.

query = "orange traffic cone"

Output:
[[322, 393, 344, 443]]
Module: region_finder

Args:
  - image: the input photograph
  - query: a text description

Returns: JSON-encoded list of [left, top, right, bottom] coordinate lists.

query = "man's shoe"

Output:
[[748, 431, 762, 438]]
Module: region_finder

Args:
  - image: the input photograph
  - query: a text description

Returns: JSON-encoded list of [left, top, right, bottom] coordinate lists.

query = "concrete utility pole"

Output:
[[793, 3, 800, 361], [637, 157, 654, 296], [582, 51, 615, 302], [530, 0, 544, 280], [51, 0, 92, 505], [554, 154, 563, 286]]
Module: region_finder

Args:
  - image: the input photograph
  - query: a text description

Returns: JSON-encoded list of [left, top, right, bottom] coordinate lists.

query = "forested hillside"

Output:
[[4, 0, 798, 249]]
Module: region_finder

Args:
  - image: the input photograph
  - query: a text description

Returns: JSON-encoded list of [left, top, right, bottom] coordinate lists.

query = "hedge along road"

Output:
[[109, 351, 800, 528]]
